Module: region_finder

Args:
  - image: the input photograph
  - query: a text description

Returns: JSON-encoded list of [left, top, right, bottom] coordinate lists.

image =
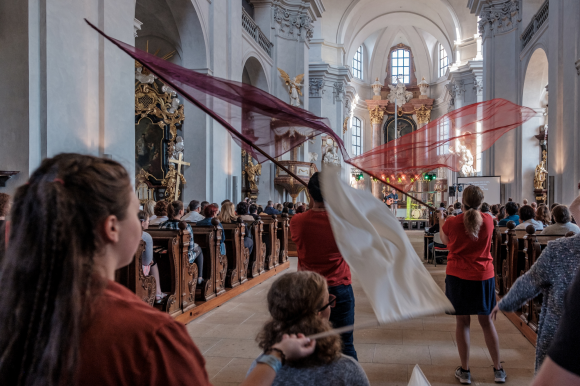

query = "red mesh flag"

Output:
[[86, 20, 346, 165], [348, 99, 536, 191]]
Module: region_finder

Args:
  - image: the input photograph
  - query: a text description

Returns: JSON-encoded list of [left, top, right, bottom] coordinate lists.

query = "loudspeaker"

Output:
[[448, 186, 456, 196], [232, 176, 238, 204]]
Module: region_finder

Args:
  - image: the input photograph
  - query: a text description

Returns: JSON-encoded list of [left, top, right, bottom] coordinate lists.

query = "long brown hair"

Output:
[[535, 204, 551, 226], [167, 200, 183, 220], [462, 185, 484, 239], [257, 271, 341, 367], [0, 154, 132, 386]]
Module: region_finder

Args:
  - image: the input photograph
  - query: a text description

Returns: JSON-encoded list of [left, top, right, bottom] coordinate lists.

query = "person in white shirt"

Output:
[[182, 200, 205, 222], [515, 205, 544, 231], [149, 201, 169, 225], [541, 205, 580, 235]]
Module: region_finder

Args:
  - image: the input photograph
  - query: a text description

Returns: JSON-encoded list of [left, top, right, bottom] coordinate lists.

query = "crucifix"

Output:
[[169, 153, 190, 201]]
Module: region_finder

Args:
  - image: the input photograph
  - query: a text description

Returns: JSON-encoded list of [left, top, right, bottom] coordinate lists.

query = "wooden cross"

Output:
[[169, 153, 190, 201]]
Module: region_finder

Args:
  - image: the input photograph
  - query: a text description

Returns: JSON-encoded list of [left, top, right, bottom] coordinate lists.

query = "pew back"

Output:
[[244, 218, 266, 278], [277, 214, 289, 264], [190, 222, 226, 301], [261, 215, 280, 270], [220, 220, 249, 287], [115, 240, 156, 306]]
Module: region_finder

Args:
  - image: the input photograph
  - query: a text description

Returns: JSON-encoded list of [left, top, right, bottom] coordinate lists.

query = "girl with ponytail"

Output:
[[0, 153, 313, 386], [438, 185, 506, 384]]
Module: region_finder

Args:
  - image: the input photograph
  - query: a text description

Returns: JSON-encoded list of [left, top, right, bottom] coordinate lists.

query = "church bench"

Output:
[[190, 219, 227, 301], [220, 219, 250, 287], [115, 239, 156, 307], [243, 217, 266, 278], [146, 224, 196, 317], [277, 213, 289, 264], [261, 215, 280, 270]]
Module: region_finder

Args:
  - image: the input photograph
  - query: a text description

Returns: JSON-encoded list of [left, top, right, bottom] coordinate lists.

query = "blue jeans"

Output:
[[328, 284, 358, 360]]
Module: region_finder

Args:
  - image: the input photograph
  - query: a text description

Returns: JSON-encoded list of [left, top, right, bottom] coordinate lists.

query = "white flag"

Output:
[[408, 365, 431, 386], [320, 168, 453, 324]]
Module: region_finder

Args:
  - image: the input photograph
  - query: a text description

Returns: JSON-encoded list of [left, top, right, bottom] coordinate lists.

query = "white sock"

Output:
[[198, 277, 203, 284]]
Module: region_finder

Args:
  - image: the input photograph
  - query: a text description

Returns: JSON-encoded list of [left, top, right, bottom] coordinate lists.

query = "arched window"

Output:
[[391, 48, 410, 83], [352, 46, 363, 79], [439, 43, 449, 78], [352, 117, 362, 156], [386, 44, 416, 85], [437, 117, 450, 155]]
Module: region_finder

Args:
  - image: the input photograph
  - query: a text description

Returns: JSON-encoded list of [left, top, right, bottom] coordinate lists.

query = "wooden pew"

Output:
[[243, 217, 266, 278], [261, 214, 280, 270], [277, 213, 290, 264], [146, 223, 195, 317], [190, 218, 227, 301], [220, 219, 250, 287], [115, 239, 156, 306]]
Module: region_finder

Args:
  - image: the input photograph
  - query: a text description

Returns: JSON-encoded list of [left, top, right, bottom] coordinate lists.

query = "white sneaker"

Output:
[[455, 366, 471, 384]]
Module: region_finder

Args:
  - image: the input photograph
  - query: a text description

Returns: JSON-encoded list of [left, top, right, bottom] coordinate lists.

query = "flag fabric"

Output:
[[320, 166, 453, 324]]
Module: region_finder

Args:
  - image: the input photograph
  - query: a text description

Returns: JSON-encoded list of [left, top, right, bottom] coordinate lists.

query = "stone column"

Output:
[[369, 106, 385, 198]]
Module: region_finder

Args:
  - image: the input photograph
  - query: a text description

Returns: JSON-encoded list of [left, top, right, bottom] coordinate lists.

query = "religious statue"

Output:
[[534, 151, 548, 190], [343, 116, 350, 134], [323, 146, 340, 166], [170, 136, 185, 160], [162, 164, 186, 202], [135, 65, 156, 84], [450, 141, 475, 177], [371, 77, 383, 100], [278, 68, 304, 107], [244, 157, 262, 190], [387, 78, 413, 106]]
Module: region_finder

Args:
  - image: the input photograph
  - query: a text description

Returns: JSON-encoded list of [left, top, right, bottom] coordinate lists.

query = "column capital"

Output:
[[369, 106, 385, 125]]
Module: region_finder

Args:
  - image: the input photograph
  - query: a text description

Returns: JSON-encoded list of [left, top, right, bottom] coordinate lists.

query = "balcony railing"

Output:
[[521, 0, 549, 50], [242, 8, 273, 57]]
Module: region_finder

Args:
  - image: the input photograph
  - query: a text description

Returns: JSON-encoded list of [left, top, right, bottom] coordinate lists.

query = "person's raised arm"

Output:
[[438, 210, 449, 245], [241, 334, 316, 386]]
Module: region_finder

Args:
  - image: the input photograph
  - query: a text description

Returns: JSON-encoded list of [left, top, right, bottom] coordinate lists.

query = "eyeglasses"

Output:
[[318, 294, 337, 312]]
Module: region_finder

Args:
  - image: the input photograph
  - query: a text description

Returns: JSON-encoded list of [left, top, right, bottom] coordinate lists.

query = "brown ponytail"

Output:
[[167, 200, 183, 220], [462, 185, 484, 239], [0, 153, 132, 386]]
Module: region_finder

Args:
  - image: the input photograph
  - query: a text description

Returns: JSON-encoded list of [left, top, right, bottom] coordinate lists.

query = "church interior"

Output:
[[1, 0, 580, 385]]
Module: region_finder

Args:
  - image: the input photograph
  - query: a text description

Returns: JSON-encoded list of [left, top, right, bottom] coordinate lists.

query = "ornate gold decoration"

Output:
[[414, 104, 432, 124], [369, 106, 385, 125], [534, 150, 548, 190], [135, 169, 155, 204], [162, 163, 186, 203], [135, 83, 185, 142], [343, 116, 350, 134], [244, 156, 262, 191]]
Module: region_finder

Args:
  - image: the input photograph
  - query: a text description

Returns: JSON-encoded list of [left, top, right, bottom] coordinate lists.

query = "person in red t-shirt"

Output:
[[0, 154, 315, 386], [439, 185, 505, 384], [290, 172, 358, 360]]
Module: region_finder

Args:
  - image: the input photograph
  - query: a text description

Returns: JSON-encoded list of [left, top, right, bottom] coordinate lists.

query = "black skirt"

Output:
[[445, 275, 496, 315]]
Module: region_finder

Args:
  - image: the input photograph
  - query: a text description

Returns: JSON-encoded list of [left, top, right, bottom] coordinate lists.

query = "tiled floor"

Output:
[[186, 231, 536, 385]]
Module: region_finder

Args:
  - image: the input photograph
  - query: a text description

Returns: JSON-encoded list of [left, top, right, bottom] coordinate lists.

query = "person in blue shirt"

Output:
[[263, 200, 280, 215], [498, 201, 519, 226], [196, 204, 226, 256]]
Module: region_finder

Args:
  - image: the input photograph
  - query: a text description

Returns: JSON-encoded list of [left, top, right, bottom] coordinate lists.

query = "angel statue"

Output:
[[278, 68, 304, 107]]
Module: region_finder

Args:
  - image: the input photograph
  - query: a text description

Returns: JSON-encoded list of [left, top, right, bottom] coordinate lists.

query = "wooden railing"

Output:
[[521, 0, 549, 50], [242, 8, 273, 57]]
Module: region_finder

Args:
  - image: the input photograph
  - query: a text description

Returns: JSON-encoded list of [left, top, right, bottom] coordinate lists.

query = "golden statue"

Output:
[[162, 164, 186, 202], [534, 150, 548, 190], [244, 157, 262, 190]]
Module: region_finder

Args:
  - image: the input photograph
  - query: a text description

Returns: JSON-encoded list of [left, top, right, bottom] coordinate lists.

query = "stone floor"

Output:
[[186, 231, 536, 386]]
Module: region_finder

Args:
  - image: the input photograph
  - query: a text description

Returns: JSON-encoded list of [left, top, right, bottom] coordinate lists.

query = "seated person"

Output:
[[257, 206, 264, 215], [264, 201, 279, 215], [427, 212, 447, 261], [536, 204, 551, 227], [220, 202, 253, 254], [453, 201, 463, 215], [541, 205, 580, 235], [159, 201, 204, 285], [249, 271, 370, 386], [182, 200, 204, 222], [498, 201, 519, 226], [296, 205, 306, 214], [515, 205, 544, 231], [249, 204, 259, 219], [480, 202, 494, 218], [200, 200, 210, 214], [287, 202, 296, 215], [144, 199, 156, 221], [149, 201, 169, 225], [197, 204, 226, 256], [282, 207, 289, 214], [138, 210, 164, 302], [237, 202, 256, 222]]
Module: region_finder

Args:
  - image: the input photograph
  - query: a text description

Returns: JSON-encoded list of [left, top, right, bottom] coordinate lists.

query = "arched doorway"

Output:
[[242, 56, 270, 92]]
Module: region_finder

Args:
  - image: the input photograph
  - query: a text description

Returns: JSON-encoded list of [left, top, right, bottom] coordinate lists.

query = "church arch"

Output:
[[242, 55, 270, 93]]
